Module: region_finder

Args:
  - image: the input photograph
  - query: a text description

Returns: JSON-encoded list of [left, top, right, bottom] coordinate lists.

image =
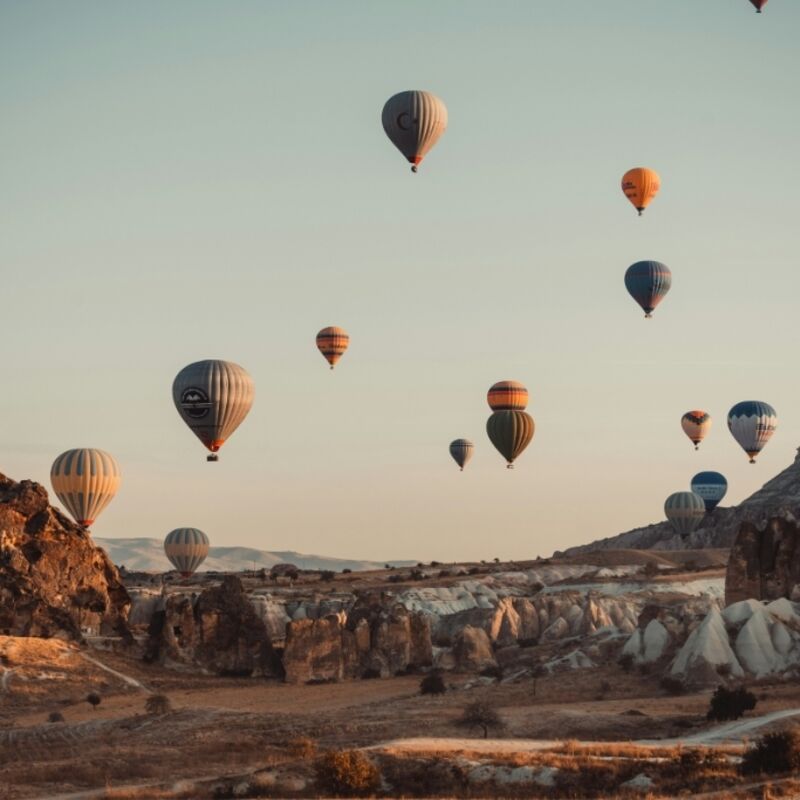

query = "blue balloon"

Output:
[[690, 471, 728, 513], [624, 261, 672, 318]]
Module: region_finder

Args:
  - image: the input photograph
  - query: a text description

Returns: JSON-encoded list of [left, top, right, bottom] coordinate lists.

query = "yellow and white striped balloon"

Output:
[[164, 528, 210, 577], [50, 448, 121, 529]]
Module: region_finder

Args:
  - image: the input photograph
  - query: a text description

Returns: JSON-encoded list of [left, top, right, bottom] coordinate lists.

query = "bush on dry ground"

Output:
[[707, 686, 757, 721], [314, 749, 381, 796], [741, 729, 800, 776], [145, 693, 172, 715], [419, 672, 446, 695]]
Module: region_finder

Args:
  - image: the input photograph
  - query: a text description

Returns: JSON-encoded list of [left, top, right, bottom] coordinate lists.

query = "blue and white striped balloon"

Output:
[[690, 471, 728, 513], [728, 401, 777, 463]]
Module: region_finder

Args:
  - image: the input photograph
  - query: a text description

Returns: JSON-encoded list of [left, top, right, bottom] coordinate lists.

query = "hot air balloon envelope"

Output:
[[682, 410, 712, 450], [449, 439, 474, 471], [382, 91, 447, 172], [621, 167, 660, 215], [664, 491, 706, 538], [690, 471, 728, 513], [164, 528, 210, 577], [728, 401, 777, 463], [316, 327, 349, 369], [624, 261, 671, 318], [487, 381, 529, 411], [486, 410, 534, 468], [50, 448, 121, 529]]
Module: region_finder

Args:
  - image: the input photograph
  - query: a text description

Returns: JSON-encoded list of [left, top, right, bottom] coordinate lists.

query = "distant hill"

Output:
[[557, 447, 800, 557], [94, 537, 417, 574]]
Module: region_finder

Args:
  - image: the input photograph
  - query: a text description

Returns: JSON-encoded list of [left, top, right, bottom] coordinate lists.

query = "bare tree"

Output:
[[456, 701, 505, 739], [86, 692, 101, 711]]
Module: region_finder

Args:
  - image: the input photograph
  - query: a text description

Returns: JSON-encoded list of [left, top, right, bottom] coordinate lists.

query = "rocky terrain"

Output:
[[0, 473, 131, 641]]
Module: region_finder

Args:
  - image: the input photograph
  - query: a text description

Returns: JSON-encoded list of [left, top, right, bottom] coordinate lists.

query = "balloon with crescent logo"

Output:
[[172, 360, 254, 462], [486, 411, 534, 469], [621, 167, 660, 216], [316, 326, 349, 370], [690, 472, 728, 513], [624, 261, 671, 318], [449, 439, 474, 471], [164, 528, 210, 578], [50, 448, 121, 529], [750, 0, 767, 12], [727, 401, 777, 464], [487, 380, 528, 411], [382, 91, 447, 172], [664, 491, 706, 538], [681, 410, 712, 450]]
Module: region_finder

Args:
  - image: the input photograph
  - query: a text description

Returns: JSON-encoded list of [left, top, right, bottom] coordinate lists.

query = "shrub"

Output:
[[314, 749, 380, 796], [618, 653, 635, 672], [145, 693, 172, 715], [741, 730, 800, 775], [480, 664, 504, 681], [361, 667, 381, 680], [47, 711, 65, 723], [707, 686, 757, 722], [660, 675, 686, 695], [420, 673, 446, 695], [342, 568, 352, 574], [86, 692, 101, 710], [457, 700, 505, 739], [319, 570, 335, 582], [287, 736, 317, 760], [410, 569, 425, 580], [388, 573, 403, 583], [468, 567, 481, 575], [429, 560, 440, 567], [642, 561, 659, 578]]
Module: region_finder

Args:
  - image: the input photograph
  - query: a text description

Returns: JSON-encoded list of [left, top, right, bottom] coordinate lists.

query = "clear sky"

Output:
[[2, 1, 799, 562]]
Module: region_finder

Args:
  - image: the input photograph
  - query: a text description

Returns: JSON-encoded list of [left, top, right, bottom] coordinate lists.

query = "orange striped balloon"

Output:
[[50, 448, 121, 529], [487, 380, 528, 411], [316, 326, 350, 370], [681, 410, 712, 451], [621, 167, 660, 216]]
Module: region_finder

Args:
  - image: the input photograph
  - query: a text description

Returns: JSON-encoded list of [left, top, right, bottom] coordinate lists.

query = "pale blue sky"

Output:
[[2, 1, 798, 562]]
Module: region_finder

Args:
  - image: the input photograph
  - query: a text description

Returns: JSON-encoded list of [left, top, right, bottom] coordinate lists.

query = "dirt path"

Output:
[[650, 706, 800, 745], [79, 652, 149, 691]]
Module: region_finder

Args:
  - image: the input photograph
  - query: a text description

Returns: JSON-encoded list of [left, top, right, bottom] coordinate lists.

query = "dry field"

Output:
[[2, 634, 800, 799]]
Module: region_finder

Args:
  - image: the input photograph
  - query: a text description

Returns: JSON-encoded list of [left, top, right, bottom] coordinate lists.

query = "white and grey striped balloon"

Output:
[[164, 528, 210, 577], [664, 491, 706, 537]]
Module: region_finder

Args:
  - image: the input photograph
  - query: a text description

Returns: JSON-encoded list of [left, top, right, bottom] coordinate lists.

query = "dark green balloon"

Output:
[[486, 410, 534, 468]]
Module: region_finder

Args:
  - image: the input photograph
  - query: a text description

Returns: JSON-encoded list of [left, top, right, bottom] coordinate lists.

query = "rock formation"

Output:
[[145, 576, 280, 677], [0, 473, 131, 640], [725, 513, 800, 606]]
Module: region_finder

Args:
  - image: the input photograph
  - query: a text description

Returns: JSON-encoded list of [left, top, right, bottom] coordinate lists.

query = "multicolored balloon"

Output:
[[690, 472, 728, 513], [173, 360, 254, 462], [728, 401, 777, 464], [449, 439, 474, 471], [382, 91, 447, 172], [624, 261, 671, 318], [664, 491, 706, 537], [486, 410, 534, 469], [164, 528, 210, 578], [316, 326, 349, 370], [50, 448, 121, 529], [487, 380, 529, 411], [621, 167, 660, 216], [681, 410, 712, 450], [750, 0, 767, 12]]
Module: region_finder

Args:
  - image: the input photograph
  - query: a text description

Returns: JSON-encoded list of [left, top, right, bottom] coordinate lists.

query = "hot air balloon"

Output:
[[664, 491, 706, 538], [750, 0, 767, 12], [681, 410, 712, 450], [728, 401, 777, 463], [621, 167, 660, 216], [173, 360, 254, 462], [690, 472, 728, 513], [487, 411, 534, 469], [316, 326, 349, 370], [624, 261, 671, 318], [50, 448, 121, 529], [382, 91, 447, 173], [487, 380, 528, 411], [449, 439, 474, 471], [164, 528, 210, 578]]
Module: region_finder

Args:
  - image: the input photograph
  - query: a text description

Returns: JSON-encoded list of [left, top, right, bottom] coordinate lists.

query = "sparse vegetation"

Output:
[[659, 675, 686, 695], [361, 667, 381, 679], [618, 652, 635, 672], [456, 700, 505, 739], [145, 693, 172, 715], [342, 568, 352, 574], [410, 568, 425, 580], [707, 685, 757, 721], [287, 736, 318, 760], [419, 672, 446, 695], [47, 711, 64, 723], [531, 663, 546, 695], [319, 570, 335, 582], [86, 691, 101, 710], [741, 729, 800, 775], [480, 664, 503, 681], [314, 749, 381, 796], [642, 560, 659, 578]]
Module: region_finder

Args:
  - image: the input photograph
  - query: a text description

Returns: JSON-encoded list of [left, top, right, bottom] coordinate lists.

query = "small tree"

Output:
[[707, 686, 756, 722], [741, 730, 800, 775], [145, 693, 172, 715], [457, 700, 505, 739], [420, 672, 446, 695], [47, 711, 65, 723], [319, 570, 335, 582], [642, 561, 659, 578], [315, 749, 380, 796], [86, 692, 101, 711]]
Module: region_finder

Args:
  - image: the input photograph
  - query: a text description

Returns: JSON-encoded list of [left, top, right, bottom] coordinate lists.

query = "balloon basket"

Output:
[[207, 454, 219, 463]]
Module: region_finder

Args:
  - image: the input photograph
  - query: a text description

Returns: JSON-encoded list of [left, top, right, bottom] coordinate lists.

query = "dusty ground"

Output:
[[2, 634, 799, 799]]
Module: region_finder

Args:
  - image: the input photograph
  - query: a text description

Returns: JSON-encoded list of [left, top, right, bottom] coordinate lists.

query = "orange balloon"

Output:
[[487, 380, 528, 411], [621, 167, 660, 216], [681, 410, 712, 451]]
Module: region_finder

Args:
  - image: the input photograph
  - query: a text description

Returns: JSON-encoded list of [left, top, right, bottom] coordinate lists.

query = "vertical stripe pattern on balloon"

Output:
[[50, 448, 121, 527]]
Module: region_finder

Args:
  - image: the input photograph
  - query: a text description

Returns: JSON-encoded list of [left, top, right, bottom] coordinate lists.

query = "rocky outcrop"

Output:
[[560, 447, 800, 556], [145, 576, 280, 677], [282, 595, 432, 683], [453, 625, 496, 671], [725, 513, 800, 606], [0, 473, 131, 641]]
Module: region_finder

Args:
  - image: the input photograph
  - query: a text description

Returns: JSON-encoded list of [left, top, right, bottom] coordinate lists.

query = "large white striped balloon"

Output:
[[664, 491, 706, 537], [727, 401, 777, 464], [172, 360, 254, 462], [164, 528, 210, 577], [50, 448, 121, 529], [382, 91, 447, 172]]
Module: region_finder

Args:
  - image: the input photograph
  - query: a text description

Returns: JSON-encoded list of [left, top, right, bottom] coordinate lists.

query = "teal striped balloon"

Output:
[[164, 528, 210, 577], [664, 491, 706, 537]]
